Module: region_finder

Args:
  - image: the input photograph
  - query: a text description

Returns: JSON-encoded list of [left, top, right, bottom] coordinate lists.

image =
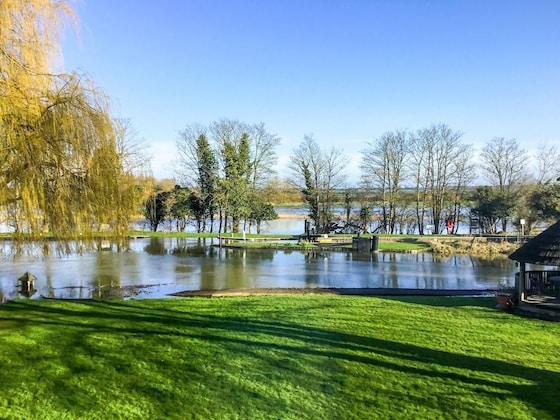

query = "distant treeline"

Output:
[[143, 122, 559, 236]]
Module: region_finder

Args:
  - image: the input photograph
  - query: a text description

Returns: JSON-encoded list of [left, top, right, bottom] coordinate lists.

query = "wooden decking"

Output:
[[510, 270, 560, 320], [515, 295, 560, 321]]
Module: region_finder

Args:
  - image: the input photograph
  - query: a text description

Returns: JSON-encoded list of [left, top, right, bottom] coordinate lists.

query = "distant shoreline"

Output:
[[276, 213, 306, 219]]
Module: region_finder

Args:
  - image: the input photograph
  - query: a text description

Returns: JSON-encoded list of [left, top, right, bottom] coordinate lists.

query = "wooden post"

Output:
[[516, 262, 526, 302]]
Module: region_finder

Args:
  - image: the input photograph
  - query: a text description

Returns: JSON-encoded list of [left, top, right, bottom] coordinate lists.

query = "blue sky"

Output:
[[62, 0, 560, 182]]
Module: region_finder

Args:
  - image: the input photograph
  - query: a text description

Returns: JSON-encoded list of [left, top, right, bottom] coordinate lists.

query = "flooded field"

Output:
[[1, 238, 517, 301]]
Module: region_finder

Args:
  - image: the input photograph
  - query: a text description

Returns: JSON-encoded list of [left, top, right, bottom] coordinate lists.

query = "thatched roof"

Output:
[[509, 219, 560, 266]]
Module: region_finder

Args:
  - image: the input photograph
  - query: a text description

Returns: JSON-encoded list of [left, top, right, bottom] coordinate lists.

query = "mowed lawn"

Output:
[[0, 296, 559, 419]]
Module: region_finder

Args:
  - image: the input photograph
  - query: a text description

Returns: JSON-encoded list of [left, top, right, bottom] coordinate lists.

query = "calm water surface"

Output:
[[1, 238, 517, 301]]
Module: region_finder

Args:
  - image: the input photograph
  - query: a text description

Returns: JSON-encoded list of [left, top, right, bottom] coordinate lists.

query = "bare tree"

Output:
[[289, 135, 348, 233], [409, 133, 430, 235], [113, 118, 151, 175], [409, 124, 472, 234], [534, 141, 560, 184], [175, 123, 208, 186], [481, 137, 528, 187], [480, 137, 529, 232], [361, 130, 410, 234], [448, 151, 476, 233], [210, 119, 250, 153], [248, 122, 281, 189]]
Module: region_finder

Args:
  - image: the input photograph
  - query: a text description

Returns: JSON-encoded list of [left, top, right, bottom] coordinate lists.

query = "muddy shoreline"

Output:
[[172, 287, 496, 298]]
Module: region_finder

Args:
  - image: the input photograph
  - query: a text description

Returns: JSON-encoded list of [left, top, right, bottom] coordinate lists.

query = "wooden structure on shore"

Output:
[[217, 235, 298, 247], [509, 220, 560, 304], [303, 234, 353, 246]]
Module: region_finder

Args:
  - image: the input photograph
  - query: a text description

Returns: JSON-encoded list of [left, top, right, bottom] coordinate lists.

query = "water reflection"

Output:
[[0, 237, 517, 301]]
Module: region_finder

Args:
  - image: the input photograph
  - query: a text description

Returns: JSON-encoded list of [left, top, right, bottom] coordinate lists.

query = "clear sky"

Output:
[[62, 0, 560, 182]]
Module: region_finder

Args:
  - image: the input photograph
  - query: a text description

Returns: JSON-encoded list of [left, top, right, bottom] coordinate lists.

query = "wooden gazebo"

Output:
[[509, 220, 560, 301]]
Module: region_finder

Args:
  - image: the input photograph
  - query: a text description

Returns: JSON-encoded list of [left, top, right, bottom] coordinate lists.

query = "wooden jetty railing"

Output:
[[519, 270, 560, 297], [217, 235, 297, 246]]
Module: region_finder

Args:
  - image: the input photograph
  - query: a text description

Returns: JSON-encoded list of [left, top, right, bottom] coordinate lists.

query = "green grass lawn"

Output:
[[378, 240, 430, 252], [200, 234, 430, 252], [1, 296, 559, 419]]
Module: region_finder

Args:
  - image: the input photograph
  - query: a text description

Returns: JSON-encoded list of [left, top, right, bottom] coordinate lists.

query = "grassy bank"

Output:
[[2, 231, 516, 255], [1, 296, 559, 419], [127, 232, 511, 255]]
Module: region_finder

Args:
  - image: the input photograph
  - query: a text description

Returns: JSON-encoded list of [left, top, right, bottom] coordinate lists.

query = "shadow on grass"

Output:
[[0, 298, 558, 418], [375, 295, 498, 309]]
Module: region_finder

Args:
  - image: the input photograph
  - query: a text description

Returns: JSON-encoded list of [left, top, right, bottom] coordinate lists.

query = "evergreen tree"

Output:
[[248, 194, 278, 234], [144, 189, 170, 232], [168, 185, 191, 232], [222, 134, 251, 232], [195, 134, 218, 232], [470, 186, 514, 234], [177, 120, 279, 233]]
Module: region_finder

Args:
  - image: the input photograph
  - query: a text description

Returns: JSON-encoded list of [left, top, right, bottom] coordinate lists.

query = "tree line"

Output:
[[144, 120, 280, 234], [147, 121, 559, 236], [360, 128, 560, 235]]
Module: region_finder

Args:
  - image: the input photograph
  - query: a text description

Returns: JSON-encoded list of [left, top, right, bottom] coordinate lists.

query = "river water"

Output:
[[0, 237, 517, 301]]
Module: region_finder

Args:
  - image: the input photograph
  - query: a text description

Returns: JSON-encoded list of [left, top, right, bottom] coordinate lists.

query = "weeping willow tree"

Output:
[[0, 0, 140, 241]]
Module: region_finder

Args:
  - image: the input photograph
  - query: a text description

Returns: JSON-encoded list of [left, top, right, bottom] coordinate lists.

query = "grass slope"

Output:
[[0, 296, 559, 419]]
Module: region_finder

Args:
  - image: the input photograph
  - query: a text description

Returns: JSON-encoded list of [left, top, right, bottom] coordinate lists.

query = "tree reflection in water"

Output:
[[0, 237, 517, 301]]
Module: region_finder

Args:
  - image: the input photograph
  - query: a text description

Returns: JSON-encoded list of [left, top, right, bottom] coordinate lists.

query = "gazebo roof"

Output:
[[509, 219, 560, 266]]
